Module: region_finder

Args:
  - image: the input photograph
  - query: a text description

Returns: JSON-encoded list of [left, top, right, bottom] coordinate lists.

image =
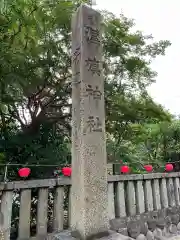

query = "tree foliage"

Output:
[[0, 0, 176, 177]]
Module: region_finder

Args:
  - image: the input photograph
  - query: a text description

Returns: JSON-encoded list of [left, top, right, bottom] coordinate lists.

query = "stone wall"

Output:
[[110, 207, 180, 239], [108, 172, 180, 240]]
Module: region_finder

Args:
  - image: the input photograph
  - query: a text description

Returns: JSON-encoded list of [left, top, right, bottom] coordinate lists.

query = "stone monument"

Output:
[[71, 4, 109, 239]]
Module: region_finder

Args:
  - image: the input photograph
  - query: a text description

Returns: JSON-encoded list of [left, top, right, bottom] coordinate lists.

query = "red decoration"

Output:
[[62, 167, 72, 177], [144, 165, 153, 172], [18, 167, 31, 178], [120, 165, 130, 174], [165, 164, 173, 172]]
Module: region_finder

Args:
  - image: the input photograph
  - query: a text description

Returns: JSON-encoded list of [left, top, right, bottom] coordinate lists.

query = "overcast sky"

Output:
[[95, 0, 180, 115]]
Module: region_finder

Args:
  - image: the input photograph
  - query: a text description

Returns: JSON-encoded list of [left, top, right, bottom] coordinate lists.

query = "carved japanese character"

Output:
[[84, 26, 100, 45], [72, 71, 80, 85], [93, 117, 102, 132], [93, 86, 102, 100], [83, 116, 95, 133], [85, 57, 101, 76], [85, 85, 102, 100], [83, 116, 102, 134], [72, 47, 80, 64], [85, 84, 93, 97], [88, 15, 97, 26]]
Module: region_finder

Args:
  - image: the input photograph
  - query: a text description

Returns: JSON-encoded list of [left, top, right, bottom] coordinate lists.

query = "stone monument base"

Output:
[[48, 230, 130, 240], [46, 228, 180, 240], [71, 229, 110, 240]]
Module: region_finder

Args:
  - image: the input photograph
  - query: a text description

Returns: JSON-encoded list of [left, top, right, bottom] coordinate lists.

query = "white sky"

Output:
[[96, 0, 180, 115]]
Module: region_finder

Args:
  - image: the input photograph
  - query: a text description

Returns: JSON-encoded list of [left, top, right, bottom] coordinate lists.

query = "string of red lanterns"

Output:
[[120, 163, 174, 173], [165, 163, 174, 172], [18, 166, 72, 178], [18, 167, 31, 178], [61, 167, 72, 176], [144, 165, 153, 172], [16, 163, 174, 178], [120, 165, 130, 174]]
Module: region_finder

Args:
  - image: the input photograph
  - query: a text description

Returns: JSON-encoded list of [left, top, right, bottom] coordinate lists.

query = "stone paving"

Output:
[[170, 236, 180, 240]]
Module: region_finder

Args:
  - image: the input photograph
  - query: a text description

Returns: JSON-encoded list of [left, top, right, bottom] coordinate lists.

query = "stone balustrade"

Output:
[[0, 178, 71, 240], [1, 172, 180, 240], [108, 172, 180, 240]]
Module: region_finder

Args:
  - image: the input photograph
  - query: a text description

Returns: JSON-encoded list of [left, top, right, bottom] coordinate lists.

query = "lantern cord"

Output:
[[0, 160, 179, 169], [0, 163, 70, 167], [111, 160, 180, 167]]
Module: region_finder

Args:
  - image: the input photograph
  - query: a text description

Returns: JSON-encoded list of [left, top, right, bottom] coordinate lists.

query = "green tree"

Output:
[[0, 0, 171, 171]]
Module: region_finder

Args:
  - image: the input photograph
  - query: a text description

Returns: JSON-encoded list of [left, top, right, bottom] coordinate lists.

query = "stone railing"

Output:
[[108, 172, 180, 240], [1, 172, 180, 240], [0, 178, 71, 240]]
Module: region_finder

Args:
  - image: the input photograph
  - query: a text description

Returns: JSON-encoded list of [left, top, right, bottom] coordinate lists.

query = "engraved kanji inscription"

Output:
[[85, 84, 94, 97], [72, 46, 80, 64], [93, 86, 102, 100], [85, 57, 101, 76], [84, 26, 100, 45], [83, 116, 102, 134], [85, 85, 102, 100], [88, 15, 98, 26]]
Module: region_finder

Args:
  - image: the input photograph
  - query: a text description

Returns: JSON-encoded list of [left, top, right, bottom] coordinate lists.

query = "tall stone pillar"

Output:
[[71, 4, 109, 239]]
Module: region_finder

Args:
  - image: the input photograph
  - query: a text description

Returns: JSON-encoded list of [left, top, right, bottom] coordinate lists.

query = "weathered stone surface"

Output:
[[162, 227, 169, 238], [174, 178, 180, 206], [167, 207, 178, 215], [156, 219, 165, 230], [108, 183, 115, 220], [140, 222, 148, 236], [118, 228, 128, 236], [97, 232, 133, 240], [158, 210, 167, 219], [153, 228, 162, 240], [110, 219, 127, 231], [147, 220, 157, 232], [140, 213, 149, 222], [146, 230, 154, 240], [152, 179, 161, 211], [130, 215, 141, 221], [136, 181, 145, 214], [71, 230, 82, 239], [151, 212, 158, 219], [177, 222, 180, 231], [116, 182, 126, 218], [165, 216, 171, 227], [144, 180, 153, 212], [71, 4, 109, 238], [127, 181, 136, 216], [136, 234, 147, 240], [160, 179, 168, 208], [1, 191, 13, 240], [171, 214, 179, 225], [55, 231, 134, 240], [127, 221, 141, 239], [167, 178, 176, 207], [52, 230, 77, 240], [86, 230, 110, 240], [169, 224, 177, 234]]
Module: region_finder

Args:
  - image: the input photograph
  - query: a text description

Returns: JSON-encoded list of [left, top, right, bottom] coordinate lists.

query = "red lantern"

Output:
[[120, 165, 130, 174], [18, 167, 31, 178], [165, 164, 173, 172], [144, 165, 153, 172], [62, 167, 72, 177]]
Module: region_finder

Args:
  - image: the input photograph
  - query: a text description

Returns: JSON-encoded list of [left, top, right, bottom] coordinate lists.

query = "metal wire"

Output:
[[0, 160, 178, 168], [0, 163, 70, 167]]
